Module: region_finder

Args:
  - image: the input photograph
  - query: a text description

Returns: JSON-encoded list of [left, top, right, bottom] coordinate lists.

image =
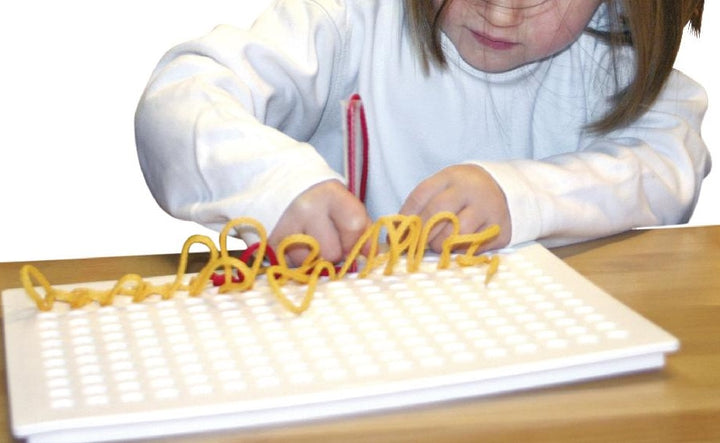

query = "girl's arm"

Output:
[[134, 1, 348, 235], [480, 70, 710, 247]]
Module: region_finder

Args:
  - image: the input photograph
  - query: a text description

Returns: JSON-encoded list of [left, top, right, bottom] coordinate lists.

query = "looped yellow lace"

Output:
[[20, 212, 500, 314]]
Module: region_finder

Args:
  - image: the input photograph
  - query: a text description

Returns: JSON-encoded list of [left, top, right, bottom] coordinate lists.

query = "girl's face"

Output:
[[434, 0, 603, 72]]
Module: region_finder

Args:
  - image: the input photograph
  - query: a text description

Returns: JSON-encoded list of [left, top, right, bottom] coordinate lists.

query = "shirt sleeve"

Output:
[[134, 0, 347, 235], [479, 69, 711, 247]]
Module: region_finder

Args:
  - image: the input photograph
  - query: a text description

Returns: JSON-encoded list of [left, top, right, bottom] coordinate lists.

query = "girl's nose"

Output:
[[479, 1, 524, 28]]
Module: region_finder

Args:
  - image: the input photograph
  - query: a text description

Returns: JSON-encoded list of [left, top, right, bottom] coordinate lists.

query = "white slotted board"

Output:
[[2, 243, 678, 443]]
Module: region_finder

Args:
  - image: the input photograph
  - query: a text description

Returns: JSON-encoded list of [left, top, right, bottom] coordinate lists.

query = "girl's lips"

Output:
[[470, 30, 518, 50]]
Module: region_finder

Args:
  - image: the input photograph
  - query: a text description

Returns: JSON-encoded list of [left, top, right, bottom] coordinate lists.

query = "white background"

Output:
[[1, 1, 717, 263]]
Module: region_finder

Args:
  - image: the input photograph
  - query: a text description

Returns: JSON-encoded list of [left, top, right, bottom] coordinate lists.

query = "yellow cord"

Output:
[[20, 214, 500, 314]]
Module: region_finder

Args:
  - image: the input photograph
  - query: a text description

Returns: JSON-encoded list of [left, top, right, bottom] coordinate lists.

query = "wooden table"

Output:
[[1, 226, 719, 442]]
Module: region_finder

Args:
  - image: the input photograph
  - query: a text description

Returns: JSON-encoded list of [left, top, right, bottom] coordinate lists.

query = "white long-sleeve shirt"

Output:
[[135, 0, 710, 247]]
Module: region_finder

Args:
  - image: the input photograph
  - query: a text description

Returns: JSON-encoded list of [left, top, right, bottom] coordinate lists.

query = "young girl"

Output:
[[135, 0, 709, 265]]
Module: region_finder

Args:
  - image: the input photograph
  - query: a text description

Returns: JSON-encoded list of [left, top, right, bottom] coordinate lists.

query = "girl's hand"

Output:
[[400, 164, 512, 252], [269, 180, 372, 266]]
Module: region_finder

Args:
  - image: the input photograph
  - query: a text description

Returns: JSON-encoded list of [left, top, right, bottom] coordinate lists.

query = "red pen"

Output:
[[344, 93, 369, 203]]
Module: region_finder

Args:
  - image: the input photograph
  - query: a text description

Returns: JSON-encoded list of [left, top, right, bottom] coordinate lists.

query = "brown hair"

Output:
[[404, 0, 705, 133]]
